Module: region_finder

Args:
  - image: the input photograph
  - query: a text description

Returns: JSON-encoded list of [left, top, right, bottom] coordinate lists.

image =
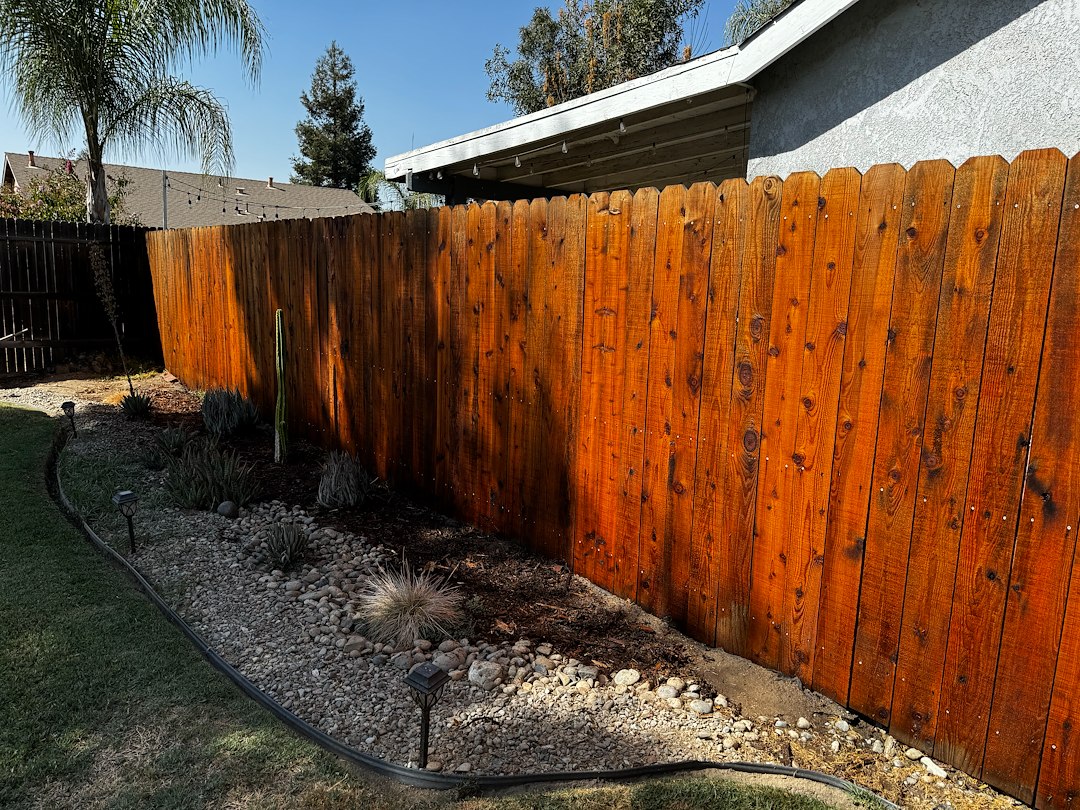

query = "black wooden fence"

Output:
[[0, 219, 161, 377]]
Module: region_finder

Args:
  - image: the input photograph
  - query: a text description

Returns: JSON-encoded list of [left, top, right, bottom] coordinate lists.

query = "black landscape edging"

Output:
[[47, 427, 899, 807]]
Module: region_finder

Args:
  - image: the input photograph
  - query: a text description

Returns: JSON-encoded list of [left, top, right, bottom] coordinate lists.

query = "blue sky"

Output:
[[0, 0, 737, 182]]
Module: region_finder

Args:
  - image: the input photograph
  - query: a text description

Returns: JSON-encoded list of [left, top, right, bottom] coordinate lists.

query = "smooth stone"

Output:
[[613, 669, 641, 686], [656, 685, 679, 699], [834, 719, 850, 733], [468, 660, 505, 690], [665, 677, 686, 692], [217, 501, 239, 519], [921, 757, 947, 778], [689, 699, 713, 715], [797, 717, 812, 730], [905, 747, 924, 761], [432, 653, 458, 672], [424, 760, 443, 772], [343, 636, 366, 654]]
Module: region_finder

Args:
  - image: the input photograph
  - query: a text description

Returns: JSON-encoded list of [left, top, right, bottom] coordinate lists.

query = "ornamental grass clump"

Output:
[[202, 388, 259, 437], [356, 561, 462, 648], [165, 438, 259, 510]]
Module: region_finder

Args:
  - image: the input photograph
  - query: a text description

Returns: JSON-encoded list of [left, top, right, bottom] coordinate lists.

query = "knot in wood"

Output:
[[737, 361, 754, 388], [742, 429, 759, 453], [750, 314, 765, 339]]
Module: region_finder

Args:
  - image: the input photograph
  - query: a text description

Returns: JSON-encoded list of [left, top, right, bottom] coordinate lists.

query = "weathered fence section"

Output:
[[147, 149, 1080, 809], [0, 218, 160, 376]]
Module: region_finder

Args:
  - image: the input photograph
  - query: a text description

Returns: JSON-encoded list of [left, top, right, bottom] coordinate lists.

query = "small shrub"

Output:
[[157, 426, 194, 456], [356, 561, 462, 647], [317, 450, 362, 508], [120, 391, 152, 419], [165, 439, 259, 509], [142, 426, 194, 471], [202, 388, 259, 437], [266, 522, 309, 568]]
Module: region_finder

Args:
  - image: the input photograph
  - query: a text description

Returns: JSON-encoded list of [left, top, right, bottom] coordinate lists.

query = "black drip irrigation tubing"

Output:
[[46, 428, 899, 808]]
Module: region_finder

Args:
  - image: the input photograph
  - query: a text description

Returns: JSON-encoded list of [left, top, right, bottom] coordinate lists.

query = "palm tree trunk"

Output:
[[84, 135, 110, 224]]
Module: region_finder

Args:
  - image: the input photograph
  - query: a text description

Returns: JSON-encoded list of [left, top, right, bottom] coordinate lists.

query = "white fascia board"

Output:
[[385, 48, 740, 180], [384, 0, 862, 180]]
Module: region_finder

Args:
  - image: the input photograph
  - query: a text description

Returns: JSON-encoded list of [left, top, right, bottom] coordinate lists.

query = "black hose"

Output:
[[47, 430, 899, 807]]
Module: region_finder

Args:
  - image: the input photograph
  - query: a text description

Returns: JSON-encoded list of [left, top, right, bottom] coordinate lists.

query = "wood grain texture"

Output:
[[992, 155, 1080, 809], [848, 160, 955, 726], [713, 174, 782, 655], [890, 155, 1010, 753], [615, 187, 659, 601], [749, 171, 820, 671], [475, 203, 499, 530], [448, 205, 473, 518], [506, 200, 531, 539], [574, 190, 641, 591], [783, 167, 861, 683], [688, 179, 748, 641], [432, 207, 453, 505], [637, 183, 714, 622], [812, 164, 905, 704], [952, 149, 1068, 802]]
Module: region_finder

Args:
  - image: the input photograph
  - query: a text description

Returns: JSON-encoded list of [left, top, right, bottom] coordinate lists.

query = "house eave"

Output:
[[385, 0, 863, 192]]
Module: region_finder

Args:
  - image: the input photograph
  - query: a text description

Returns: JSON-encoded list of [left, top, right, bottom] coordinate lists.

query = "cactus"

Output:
[[274, 308, 288, 464]]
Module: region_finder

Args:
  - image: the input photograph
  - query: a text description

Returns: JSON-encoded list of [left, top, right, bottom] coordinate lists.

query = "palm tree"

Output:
[[0, 0, 265, 223], [724, 0, 795, 45], [359, 169, 441, 212]]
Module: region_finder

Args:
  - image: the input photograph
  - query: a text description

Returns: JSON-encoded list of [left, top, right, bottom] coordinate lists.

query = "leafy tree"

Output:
[[0, 0, 264, 225], [724, 0, 796, 45], [486, 0, 705, 116], [291, 42, 375, 190], [0, 159, 138, 224], [358, 169, 441, 212]]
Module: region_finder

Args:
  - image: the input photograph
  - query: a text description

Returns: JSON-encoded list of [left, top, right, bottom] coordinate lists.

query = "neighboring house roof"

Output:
[[384, 0, 861, 200], [3, 152, 373, 228]]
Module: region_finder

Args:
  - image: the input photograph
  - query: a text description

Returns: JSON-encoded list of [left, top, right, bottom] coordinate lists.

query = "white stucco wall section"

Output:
[[747, 0, 1080, 178]]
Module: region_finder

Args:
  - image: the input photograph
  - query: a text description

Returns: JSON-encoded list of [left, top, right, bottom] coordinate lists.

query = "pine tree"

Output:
[[291, 42, 375, 189]]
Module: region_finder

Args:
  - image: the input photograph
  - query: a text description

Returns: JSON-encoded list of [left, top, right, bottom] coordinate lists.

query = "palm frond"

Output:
[[724, 0, 795, 45]]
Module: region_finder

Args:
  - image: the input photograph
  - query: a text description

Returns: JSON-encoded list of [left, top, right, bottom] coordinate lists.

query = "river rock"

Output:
[[468, 660, 505, 690]]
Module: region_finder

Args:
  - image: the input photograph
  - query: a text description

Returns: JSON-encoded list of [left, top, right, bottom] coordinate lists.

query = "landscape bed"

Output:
[[32, 374, 1021, 810]]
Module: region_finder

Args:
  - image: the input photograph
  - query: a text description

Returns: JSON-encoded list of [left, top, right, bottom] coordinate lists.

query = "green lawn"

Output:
[[0, 403, 839, 810]]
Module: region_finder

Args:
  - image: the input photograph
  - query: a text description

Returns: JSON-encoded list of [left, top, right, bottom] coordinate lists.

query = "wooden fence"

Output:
[[147, 148, 1080, 808], [0, 219, 161, 376]]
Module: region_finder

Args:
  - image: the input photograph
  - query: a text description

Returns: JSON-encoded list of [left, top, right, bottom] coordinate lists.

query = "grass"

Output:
[[0, 403, 840, 810]]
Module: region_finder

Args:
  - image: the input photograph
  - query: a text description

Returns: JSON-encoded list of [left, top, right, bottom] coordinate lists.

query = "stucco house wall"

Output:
[[747, 0, 1080, 178]]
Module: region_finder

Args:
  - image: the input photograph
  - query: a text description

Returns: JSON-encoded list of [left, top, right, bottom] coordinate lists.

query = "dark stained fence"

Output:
[[0, 218, 161, 376], [147, 149, 1080, 809]]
